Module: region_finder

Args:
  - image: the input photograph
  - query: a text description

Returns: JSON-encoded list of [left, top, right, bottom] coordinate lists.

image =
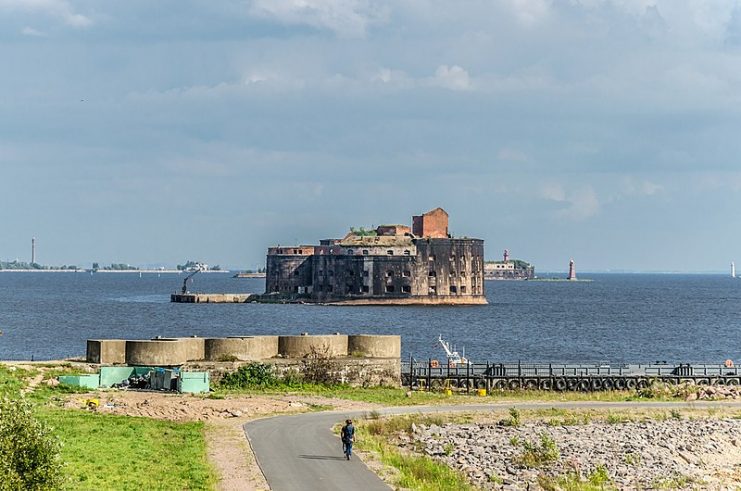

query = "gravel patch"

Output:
[[400, 417, 741, 489]]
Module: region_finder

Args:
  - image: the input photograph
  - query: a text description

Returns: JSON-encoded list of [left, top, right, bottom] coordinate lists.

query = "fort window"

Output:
[[460, 285, 467, 293], [327, 285, 333, 292], [348, 270, 355, 276], [363, 270, 369, 277], [385, 285, 395, 293], [294, 286, 299, 293], [428, 270, 436, 277], [428, 255, 436, 261], [450, 285, 457, 294], [402, 270, 411, 277], [293, 270, 299, 276], [403, 250, 410, 255], [387, 250, 394, 255], [401, 285, 411, 293], [386, 270, 394, 278], [329, 270, 334, 276], [428, 285, 437, 295], [347, 249, 354, 255], [362, 250, 369, 255], [362, 285, 369, 293]]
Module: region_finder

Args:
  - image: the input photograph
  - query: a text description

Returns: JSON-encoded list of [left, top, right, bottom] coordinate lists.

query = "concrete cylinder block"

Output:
[[151, 337, 206, 361], [205, 336, 279, 361], [348, 335, 401, 358], [86, 339, 127, 364], [126, 339, 188, 366], [278, 334, 349, 358]]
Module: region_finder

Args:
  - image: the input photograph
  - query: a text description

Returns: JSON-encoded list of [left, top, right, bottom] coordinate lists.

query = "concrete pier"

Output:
[[170, 293, 254, 303]]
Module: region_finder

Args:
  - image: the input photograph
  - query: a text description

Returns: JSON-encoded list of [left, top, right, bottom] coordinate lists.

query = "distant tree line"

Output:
[[91, 263, 138, 271], [0, 260, 79, 270]]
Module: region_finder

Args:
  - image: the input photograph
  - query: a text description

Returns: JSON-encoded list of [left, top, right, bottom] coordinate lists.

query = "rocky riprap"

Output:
[[401, 418, 741, 490]]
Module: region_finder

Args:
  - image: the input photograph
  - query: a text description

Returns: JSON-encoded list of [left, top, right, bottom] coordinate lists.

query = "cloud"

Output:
[[506, 0, 552, 26], [431, 65, 471, 91], [619, 176, 664, 196], [248, 0, 388, 37], [21, 26, 45, 36], [0, 0, 92, 27], [541, 183, 601, 220], [497, 148, 529, 163]]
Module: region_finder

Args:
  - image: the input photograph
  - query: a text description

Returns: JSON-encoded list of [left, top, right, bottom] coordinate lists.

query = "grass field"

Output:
[[0, 365, 216, 490], [216, 383, 677, 406], [38, 409, 214, 491]]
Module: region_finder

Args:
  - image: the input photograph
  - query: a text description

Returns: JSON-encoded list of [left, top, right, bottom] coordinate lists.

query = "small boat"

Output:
[[438, 334, 469, 366]]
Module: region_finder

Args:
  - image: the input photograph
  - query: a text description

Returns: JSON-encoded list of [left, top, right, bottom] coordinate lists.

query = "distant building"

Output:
[[264, 208, 486, 305], [484, 249, 535, 280]]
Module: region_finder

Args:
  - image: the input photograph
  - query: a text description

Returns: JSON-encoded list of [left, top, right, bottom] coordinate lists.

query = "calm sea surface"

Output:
[[0, 272, 739, 363]]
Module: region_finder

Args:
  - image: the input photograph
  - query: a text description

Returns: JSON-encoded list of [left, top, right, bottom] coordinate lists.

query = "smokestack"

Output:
[[31, 237, 36, 264]]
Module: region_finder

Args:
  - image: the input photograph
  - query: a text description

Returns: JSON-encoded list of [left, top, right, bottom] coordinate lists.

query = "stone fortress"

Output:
[[264, 208, 486, 305]]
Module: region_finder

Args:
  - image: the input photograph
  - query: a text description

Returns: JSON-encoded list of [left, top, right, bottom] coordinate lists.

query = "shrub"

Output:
[[0, 397, 64, 490], [219, 363, 278, 389], [502, 407, 521, 427], [516, 432, 560, 468], [301, 345, 341, 385]]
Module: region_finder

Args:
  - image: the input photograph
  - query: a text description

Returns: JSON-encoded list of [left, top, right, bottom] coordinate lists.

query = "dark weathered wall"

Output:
[[265, 254, 313, 294]]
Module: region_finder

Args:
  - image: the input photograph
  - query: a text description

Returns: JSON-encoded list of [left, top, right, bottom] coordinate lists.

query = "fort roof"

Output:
[[338, 235, 414, 247]]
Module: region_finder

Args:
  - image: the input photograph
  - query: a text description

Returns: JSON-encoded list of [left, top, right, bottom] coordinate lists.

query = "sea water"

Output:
[[0, 272, 739, 363]]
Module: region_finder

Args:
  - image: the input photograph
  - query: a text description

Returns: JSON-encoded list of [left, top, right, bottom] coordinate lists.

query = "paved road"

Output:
[[244, 400, 741, 491]]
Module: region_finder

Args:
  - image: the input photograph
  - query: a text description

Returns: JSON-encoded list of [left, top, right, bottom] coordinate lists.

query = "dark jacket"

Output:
[[341, 424, 355, 443]]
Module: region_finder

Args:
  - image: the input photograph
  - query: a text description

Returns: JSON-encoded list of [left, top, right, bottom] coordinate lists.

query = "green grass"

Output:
[[539, 468, 616, 491], [38, 408, 216, 491], [0, 366, 216, 490], [216, 384, 458, 405], [0, 365, 33, 397], [214, 383, 674, 406], [355, 416, 475, 491]]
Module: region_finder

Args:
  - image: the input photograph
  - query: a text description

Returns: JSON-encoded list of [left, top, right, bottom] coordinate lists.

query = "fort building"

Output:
[[264, 208, 486, 305]]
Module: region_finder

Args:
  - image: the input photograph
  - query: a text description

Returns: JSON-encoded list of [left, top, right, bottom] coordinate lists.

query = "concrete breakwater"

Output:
[[87, 334, 400, 365]]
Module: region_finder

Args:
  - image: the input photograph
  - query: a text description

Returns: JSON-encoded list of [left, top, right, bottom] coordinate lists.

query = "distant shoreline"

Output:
[[0, 269, 231, 274]]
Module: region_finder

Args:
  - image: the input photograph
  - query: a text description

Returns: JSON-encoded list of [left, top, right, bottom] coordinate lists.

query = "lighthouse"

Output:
[[567, 259, 576, 281], [732, 261, 736, 278]]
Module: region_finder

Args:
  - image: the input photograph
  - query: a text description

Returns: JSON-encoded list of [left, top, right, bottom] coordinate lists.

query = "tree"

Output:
[[0, 398, 64, 490]]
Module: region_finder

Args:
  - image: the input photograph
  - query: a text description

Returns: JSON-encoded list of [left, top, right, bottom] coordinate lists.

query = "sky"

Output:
[[1, 0, 741, 272]]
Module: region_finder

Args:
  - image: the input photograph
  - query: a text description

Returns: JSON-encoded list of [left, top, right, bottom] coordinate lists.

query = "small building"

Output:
[[264, 208, 486, 305], [484, 249, 535, 280]]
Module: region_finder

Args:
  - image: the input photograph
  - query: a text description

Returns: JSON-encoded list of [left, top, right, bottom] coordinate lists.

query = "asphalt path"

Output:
[[244, 400, 741, 491]]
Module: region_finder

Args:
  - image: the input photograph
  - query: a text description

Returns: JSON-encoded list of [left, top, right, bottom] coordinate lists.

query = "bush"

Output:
[[516, 432, 560, 468], [301, 345, 341, 385], [219, 363, 278, 389], [0, 397, 64, 490]]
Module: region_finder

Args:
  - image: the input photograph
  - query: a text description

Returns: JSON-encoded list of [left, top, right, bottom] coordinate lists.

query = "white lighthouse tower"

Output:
[[732, 261, 736, 278]]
